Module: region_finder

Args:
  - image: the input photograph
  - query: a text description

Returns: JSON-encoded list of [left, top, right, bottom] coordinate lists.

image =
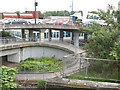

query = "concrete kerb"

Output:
[[46, 77, 120, 89], [61, 78, 120, 89]]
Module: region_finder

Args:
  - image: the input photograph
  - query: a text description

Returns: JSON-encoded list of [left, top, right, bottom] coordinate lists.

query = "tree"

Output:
[[89, 5, 119, 30], [85, 29, 119, 59], [38, 11, 41, 15], [15, 11, 20, 13], [77, 10, 83, 16], [84, 5, 120, 60], [44, 10, 71, 16]]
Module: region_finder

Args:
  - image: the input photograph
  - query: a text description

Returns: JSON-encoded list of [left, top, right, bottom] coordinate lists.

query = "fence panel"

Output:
[[16, 61, 63, 74], [70, 58, 120, 82], [62, 52, 86, 77]]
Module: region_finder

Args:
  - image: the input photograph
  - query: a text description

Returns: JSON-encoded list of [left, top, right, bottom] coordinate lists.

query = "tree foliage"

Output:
[[109, 42, 120, 60], [15, 11, 20, 13], [0, 30, 10, 37], [84, 5, 120, 60], [44, 10, 72, 17], [85, 29, 119, 59], [89, 5, 119, 30]]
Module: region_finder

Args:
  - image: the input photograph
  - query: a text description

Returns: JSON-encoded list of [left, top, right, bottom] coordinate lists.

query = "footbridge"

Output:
[[0, 24, 88, 47], [1, 24, 80, 31]]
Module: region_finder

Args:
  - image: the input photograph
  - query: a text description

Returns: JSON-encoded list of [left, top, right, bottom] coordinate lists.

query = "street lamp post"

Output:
[[72, 0, 73, 15], [35, 0, 37, 24]]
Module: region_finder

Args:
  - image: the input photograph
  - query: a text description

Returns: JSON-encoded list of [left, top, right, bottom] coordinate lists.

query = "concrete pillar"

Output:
[[59, 30, 63, 41], [21, 29, 25, 39], [74, 32, 79, 47], [39, 31, 41, 41], [40, 32, 44, 41], [40, 29, 46, 41], [29, 30, 33, 40], [71, 32, 74, 41], [49, 29, 52, 41]]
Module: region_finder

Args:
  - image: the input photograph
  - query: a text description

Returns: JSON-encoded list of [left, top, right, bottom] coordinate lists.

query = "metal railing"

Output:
[[63, 56, 120, 82], [0, 37, 80, 49], [16, 61, 63, 74], [0, 37, 86, 48], [0, 37, 38, 48], [62, 52, 86, 77]]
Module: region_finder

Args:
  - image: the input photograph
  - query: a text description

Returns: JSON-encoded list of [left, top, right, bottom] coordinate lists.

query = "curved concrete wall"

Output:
[[1, 46, 73, 63], [0, 42, 78, 63], [21, 46, 72, 61]]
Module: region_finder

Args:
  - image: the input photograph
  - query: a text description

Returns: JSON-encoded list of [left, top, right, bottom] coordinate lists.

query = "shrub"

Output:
[[0, 66, 18, 89], [109, 42, 120, 60], [37, 79, 46, 89], [17, 57, 63, 72], [1, 30, 10, 37]]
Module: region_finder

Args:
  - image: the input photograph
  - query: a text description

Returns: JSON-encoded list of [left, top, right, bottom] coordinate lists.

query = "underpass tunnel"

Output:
[[0, 55, 7, 66], [0, 55, 18, 67]]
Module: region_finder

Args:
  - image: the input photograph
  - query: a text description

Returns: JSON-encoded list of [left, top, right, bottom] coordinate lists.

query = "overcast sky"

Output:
[[0, 0, 119, 13]]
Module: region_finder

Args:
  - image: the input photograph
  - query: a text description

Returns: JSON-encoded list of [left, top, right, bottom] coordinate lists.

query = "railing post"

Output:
[[85, 58, 88, 79], [24, 66, 25, 72], [79, 53, 82, 71], [51, 64, 52, 71], [62, 57, 65, 77], [4, 38, 5, 47], [10, 38, 11, 44]]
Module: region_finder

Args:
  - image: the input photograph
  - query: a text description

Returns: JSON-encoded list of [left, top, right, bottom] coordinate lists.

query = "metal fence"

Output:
[[81, 58, 119, 81], [14, 53, 85, 81], [63, 55, 120, 82], [0, 37, 38, 46], [62, 52, 86, 77], [16, 61, 63, 74]]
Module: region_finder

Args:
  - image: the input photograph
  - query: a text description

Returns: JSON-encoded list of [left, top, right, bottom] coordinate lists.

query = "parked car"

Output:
[[0, 19, 3, 25], [27, 19, 43, 24], [2, 18, 12, 24], [54, 20, 63, 25], [46, 19, 56, 25], [62, 20, 74, 26], [74, 22, 83, 26], [11, 19, 27, 24]]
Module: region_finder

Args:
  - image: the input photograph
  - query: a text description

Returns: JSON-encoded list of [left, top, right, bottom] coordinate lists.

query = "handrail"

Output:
[[85, 58, 120, 61]]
